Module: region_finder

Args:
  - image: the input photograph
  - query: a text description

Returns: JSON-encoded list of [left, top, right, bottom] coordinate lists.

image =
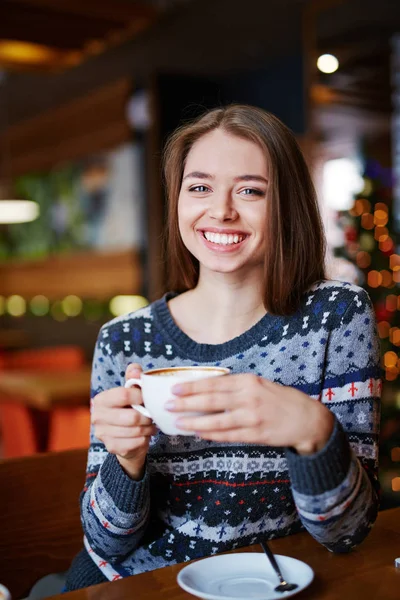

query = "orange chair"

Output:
[[3, 345, 85, 371], [0, 402, 39, 458], [48, 406, 91, 452], [0, 346, 90, 457]]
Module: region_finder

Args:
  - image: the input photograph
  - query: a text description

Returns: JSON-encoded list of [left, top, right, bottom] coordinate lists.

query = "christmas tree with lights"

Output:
[[338, 158, 400, 508]]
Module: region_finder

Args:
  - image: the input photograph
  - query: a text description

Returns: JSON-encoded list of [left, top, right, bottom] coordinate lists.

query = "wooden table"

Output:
[[50, 507, 400, 600], [0, 367, 91, 410]]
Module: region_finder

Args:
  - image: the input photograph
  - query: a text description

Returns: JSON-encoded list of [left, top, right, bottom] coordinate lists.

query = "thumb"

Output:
[[125, 362, 143, 381]]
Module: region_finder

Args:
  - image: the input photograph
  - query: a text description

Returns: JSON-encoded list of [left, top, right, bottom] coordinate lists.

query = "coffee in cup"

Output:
[[125, 366, 230, 435]]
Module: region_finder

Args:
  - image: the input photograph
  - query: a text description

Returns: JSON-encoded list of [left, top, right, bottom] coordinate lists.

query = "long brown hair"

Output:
[[163, 104, 326, 315]]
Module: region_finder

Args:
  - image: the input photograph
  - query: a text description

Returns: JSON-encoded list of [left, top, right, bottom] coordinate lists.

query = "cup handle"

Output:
[[124, 378, 152, 419]]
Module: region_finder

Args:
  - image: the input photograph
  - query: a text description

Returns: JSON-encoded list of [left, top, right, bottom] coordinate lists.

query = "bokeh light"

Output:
[[386, 295, 398, 312], [361, 178, 373, 196], [379, 237, 394, 253], [61, 295, 83, 317], [374, 226, 388, 242], [350, 198, 371, 216], [51, 300, 67, 322], [386, 366, 399, 381], [381, 270, 393, 287], [359, 232, 375, 251], [109, 295, 149, 317], [377, 321, 390, 338], [361, 214, 374, 230], [317, 54, 339, 74], [374, 209, 388, 227], [384, 351, 398, 368], [30, 295, 50, 316], [356, 251, 371, 269], [367, 270, 382, 287], [390, 327, 400, 345], [392, 477, 400, 492], [390, 254, 400, 271], [6, 295, 26, 317]]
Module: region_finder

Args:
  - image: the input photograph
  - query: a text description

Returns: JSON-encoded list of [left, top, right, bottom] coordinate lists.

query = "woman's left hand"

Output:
[[168, 374, 334, 455]]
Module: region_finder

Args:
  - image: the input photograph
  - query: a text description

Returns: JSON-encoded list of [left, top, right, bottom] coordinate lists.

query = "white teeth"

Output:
[[203, 232, 244, 245]]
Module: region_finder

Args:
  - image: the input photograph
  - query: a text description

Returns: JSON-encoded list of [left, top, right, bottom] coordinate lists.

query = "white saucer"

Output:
[[177, 553, 314, 600]]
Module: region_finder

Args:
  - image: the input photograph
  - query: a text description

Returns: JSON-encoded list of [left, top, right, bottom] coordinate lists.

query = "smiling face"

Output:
[[178, 128, 269, 281]]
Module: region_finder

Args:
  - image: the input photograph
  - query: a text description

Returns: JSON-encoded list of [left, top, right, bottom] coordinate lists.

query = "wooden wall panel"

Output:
[[4, 78, 133, 177], [0, 250, 142, 299]]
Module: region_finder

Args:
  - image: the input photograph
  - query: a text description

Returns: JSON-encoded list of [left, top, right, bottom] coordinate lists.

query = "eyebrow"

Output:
[[182, 171, 214, 181], [182, 171, 268, 184]]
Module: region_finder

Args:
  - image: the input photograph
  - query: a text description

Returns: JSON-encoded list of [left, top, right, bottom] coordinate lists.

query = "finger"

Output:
[[94, 387, 143, 408], [171, 373, 255, 397], [167, 392, 237, 413], [176, 409, 240, 432], [125, 362, 143, 380], [93, 406, 152, 427], [95, 424, 156, 439]]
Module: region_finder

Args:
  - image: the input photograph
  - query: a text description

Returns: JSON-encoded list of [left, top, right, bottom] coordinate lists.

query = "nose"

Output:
[[208, 191, 238, 222]]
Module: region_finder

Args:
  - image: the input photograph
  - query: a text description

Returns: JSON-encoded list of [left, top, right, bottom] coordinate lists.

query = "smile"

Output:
[[202, 231, 246, 245]]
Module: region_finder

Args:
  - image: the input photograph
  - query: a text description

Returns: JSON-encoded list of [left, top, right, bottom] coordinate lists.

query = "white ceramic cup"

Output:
[[125, 366, 230, 435], [0, 584, 11, 600]]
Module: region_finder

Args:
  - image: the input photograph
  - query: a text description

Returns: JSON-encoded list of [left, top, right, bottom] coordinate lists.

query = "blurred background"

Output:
[[0, 0, 399, 508]]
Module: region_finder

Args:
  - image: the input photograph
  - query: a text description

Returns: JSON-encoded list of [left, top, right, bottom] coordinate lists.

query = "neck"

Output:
[[176, 268, 266, 343]]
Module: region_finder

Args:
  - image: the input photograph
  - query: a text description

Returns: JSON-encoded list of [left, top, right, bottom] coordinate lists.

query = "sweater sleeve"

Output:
[[286, 287, 381, 552], [79, 325, 151, 563]]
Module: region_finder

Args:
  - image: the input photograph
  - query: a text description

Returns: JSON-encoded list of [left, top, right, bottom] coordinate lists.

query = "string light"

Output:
[[361, 213, 374, 229], [374, 210, 388, 226], [377, 321, 390, 338], [381, 270, 393, 287], [30, 295, 50, 316], [367, 270, 382, 287], [379, 237, 394, 253], [390, 327, 400, 345], [61, 295, 83, 317], [356, 251, 371, 269], [384, 351, 398, 368], [386, 295, 398, 312], [386, 366, 398, 381], [51, 301, 67, 322], [6, 295, 26, 316], [374, 226, 389, 242]]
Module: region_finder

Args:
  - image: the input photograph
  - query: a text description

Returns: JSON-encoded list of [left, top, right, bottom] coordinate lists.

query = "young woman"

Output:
[[65, 105, 381, 590]]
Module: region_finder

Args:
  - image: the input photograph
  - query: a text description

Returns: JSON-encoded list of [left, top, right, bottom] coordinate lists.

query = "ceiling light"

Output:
[[0, 200, 40, 223], [317, 54, 339, 74], [0, 40, 81, 69]]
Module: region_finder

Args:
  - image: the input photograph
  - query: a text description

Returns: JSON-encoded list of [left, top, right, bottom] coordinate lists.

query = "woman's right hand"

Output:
[[91, 363, 156, 480]]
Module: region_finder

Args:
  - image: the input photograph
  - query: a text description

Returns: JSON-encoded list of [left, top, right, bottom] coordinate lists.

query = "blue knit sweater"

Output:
[[65, 279, 381, 589]]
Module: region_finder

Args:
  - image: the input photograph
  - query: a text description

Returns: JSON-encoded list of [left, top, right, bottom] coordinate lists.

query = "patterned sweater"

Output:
[[65, 279, 381, 590]]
